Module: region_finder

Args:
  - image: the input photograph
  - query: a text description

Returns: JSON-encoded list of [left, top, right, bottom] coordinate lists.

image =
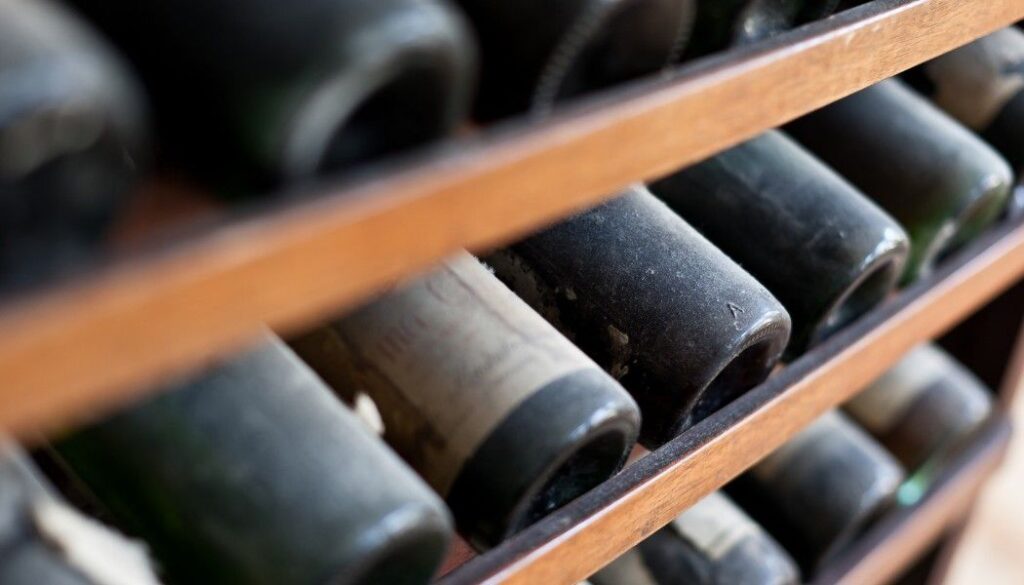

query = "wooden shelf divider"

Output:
[[1, 0, 1022, 437], [439, 221, 1024, 585]]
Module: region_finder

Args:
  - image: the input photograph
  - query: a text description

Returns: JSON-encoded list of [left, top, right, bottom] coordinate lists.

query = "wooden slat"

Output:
[[0, 0, 1020, 436], [813, 418, 1013, 585], [439, 221, 1024, 585]]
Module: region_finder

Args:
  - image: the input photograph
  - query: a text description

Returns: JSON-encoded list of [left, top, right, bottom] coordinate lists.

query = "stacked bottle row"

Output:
[[1, 0, 846, 293], [481, 70, 1013, 449], [20, 265, 996, 585], [584, 344, 994, 584], [4, 337, 989, 585], [31, 255, 645, 584]]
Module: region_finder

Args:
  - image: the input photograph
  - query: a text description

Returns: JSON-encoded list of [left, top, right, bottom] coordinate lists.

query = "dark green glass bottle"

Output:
[[686, 0, 839, 57], [67, 0, 476, 191], [787, 79, 1013, 283], [590, 491, 800, 585], [651, 130, 909, 357], [727, 411, 904, 575], [453, 0, 697, 119], [844, 344, 993, 506], [904, 27, 1024, 214], [487, 186, 791, 446], [50, 337, 453, 585], [0, 0, 148, 293], [0, 441, 160, 585], [291, 251, 640, 549]]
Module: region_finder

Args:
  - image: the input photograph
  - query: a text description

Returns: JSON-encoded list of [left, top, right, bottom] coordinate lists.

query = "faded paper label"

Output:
[[671, 491, 760, 561], [300, 251, 597, 494], [927, 28, 1024, 129]]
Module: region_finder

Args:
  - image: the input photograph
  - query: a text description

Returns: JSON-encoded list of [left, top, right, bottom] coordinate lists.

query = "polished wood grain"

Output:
[[439, 222, 1024, 585], [1, 0, 1022, 437], [813, 418, 1013, 585]]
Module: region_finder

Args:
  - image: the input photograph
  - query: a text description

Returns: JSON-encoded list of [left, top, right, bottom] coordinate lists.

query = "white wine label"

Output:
[[313, 251, 597, 494], [926, 28, 1024, 129], [670, 491, 760, 561], [844, 345, 950, 433], [32, 499, 161, 585], [353, 392, 385, 436]]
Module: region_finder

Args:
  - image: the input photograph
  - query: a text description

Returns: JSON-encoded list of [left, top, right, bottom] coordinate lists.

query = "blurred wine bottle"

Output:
[[292, 251, 640, 549], [844, 344, 993, 504], [50, 337, 452, 585], [590, 491, 800, 585], [0, 441, 160, 585], [652, 131, 908, 357], [0, 0, 148, 293], [728, 411, 904, 574], [904, 27, 1024, 214], [453, 0, 696, 119], [487, 186, 791, 446], [787, 79, 1013, 283], [687, 0, 839, 57], [67, 0, 475, 191]]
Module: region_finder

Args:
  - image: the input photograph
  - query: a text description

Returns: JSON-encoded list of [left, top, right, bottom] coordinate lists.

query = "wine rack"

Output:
[[437, 221, 1024, 585], [4, 0, 1024, 583]]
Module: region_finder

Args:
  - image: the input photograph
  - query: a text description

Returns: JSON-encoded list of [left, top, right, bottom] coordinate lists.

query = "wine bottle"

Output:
[[687, 0, 839, 57], [486, 186, 791, 446], [904, 28, 1024, 196], [0, 0, 148, 293], [452, 0, 697, 119], [590, 491, 800, 585], [291, 251, 641, 549], [67, 0, 475, 190], [50, 337, 453, 585], [651, 130, 909, 357], [844, 344, 993, 503], [0, 441, 160, 585], [728, 411, 904, 573], [786, 79, 1013, 283]]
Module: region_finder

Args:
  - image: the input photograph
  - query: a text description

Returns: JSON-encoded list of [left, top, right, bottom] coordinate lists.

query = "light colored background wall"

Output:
[[947, 381, 1024, 584]]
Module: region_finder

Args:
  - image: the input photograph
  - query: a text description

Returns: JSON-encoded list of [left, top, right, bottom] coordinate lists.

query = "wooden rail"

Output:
[[439, 221, 1024, 585], [0, 0, 1021, 437]]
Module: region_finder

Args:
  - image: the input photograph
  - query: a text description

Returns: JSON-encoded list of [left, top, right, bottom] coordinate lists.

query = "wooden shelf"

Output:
[[437, 220, 1024, 585], [1, 0, 1022, 438], [812, 416, 1013, 585]]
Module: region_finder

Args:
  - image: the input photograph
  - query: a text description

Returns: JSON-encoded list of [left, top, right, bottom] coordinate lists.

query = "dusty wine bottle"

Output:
[[903, 28, 1024, 163], [844, 344, 993, 504], [50, 337, 453, 585], [0, 0, 148, 293], [651, 131, 909, 357], [486, 186, 791, 446], [686, 0, 839, 57], [453, 0, 696, 119], [0, 441, 160, 585], [787, 79, 1013, 283], [727, 411, 904, 574], [590, 491, 800, 585], [67, 0, 475, 190], [291, 251, 641, 549], [904, 28, 1024, 205]]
